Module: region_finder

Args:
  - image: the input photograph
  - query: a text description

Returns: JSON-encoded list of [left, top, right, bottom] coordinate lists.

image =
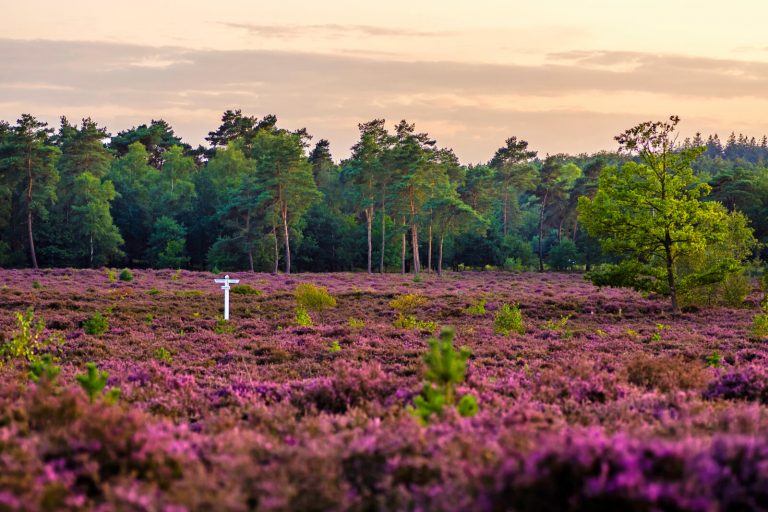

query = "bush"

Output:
[[119, 269, 133, 282], [231, 284, 261, 295], [393, 315, 437, 332], [548, 239, 580, 271], [626, 354, 707, 392], [465, 298, 487, 316], [751, 304, 768, 339], [83, 313, 109, 336], [494, 303, 524, 335], [154, 347, 173, 365], [295, 306, 313, 327], [294, 283, 336, 312], [1, 309, 63, 368], [409, 327, 478, 424], [389, 294, 428, 315], [348, 317, 365, 329], [76, 362, 120, 404]]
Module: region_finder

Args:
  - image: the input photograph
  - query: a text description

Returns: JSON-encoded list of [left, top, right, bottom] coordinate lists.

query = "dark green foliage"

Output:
[[548, 239, 580, 270], [410, 327, 478, 423], [119, 268, 133, 281], [83, 312, 109, 336], [76, 362, 120, 403]]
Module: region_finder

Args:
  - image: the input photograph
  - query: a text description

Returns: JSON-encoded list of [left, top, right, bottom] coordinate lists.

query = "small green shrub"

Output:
[[231, 284, 261, 295], [503, 257, 523, 272], [106, 269, 117, 283], [294, 283, 336, 312], [544, 314, 573, 339], [752, 307, 768, 339], [154, 347, 173, 364], [328, 340, 341, 353], [705, 351, 723, 368], [389, 294, 428, 315], [147, 288, 161, 295], [144, 314, 154, 325], [295, 306, 313, 327], [465, 299, 487, 316], [413, 274, 423, 283], [1, 309, 62, 364], [76, 362, 120, 404], [214, 318, 235, 334], [119, 268, 133, 282], [28, 354, 61, 383], [348, 317, 365, 329], [494, 303, 524, 336], [32, 280, 42, 289], [649, 323, 670, 342], [171, 269, 182, 281], [409, 327, 478, 424], [394, 314, 437, 332], [83, 313, 109, 336]]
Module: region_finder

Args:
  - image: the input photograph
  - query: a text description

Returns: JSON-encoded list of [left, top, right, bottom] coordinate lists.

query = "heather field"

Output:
[[2, 268, 768, 511]]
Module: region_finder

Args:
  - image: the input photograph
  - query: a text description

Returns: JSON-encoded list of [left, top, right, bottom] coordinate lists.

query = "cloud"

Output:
[[1, 39, 767, 161], [222, 22, 455, 39]]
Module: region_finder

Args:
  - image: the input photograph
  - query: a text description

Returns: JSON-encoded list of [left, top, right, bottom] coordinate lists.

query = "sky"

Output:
[[2, 0, 768, 163]]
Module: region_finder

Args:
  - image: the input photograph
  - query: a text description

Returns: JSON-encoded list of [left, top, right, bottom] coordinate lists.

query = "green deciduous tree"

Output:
[[70, 172, 124, 267], [578, 116, 744, 311]]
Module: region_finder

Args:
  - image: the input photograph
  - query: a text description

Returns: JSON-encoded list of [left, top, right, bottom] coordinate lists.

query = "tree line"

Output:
[[1, 111, 766, 285]]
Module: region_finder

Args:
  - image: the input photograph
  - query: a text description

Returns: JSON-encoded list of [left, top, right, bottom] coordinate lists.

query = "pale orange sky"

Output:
[[2, 0, 768, 162]]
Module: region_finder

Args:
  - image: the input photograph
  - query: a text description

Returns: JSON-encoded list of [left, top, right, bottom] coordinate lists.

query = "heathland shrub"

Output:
[[119, 268, 133, 282], [389, 294, 427, 315], [410, 327, 478, 424], [494, 303, 524, 335], [348, 317, 365, 329], [83, 312, 109, 336], [76, 362, 120, 404], [751, 303, 768, 339], [626, 354, 707, 392], [1, 309, 62, 365], [28, 353, 61, 383], [294, 283, 336, 312], [465, 298, 487, 316], [295, 306, 313, 327], [231, 284, 261, 295], [294, 283, 336, 325]]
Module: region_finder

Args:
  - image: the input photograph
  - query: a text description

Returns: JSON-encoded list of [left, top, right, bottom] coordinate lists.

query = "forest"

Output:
[[1, 112, 766, 296]]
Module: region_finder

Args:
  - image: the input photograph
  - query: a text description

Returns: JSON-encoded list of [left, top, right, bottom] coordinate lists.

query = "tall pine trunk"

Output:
[[411, 223, 420, 274], [365, 206, 373, 273], [26, 155, 38, 269], [282, 202, 291, 274], [400, 217, 406, 274], [502, 189, 509, 237], [380, 196, 386, 273], [438, 234, 444, 276], [89, 234, 94, 268], [538, 191, 549, 272], [427, 223, 432, 273], [664, 232, 678, 312], [272, 223, 279, 274], [409, 193, 420, 274]]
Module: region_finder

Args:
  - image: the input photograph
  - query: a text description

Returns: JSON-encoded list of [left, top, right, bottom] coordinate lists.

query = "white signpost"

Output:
[[214, 275, 240, 321]]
